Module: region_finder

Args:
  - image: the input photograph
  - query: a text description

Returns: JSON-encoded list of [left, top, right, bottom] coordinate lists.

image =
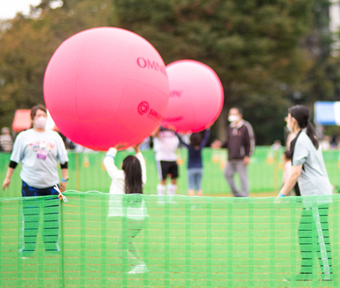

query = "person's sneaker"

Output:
[[128, 263, 148, 274]]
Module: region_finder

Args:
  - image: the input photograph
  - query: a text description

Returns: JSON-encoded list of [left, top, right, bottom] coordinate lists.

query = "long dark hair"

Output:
[[122, 155, 143, 194], [190, 132, 202, 147], [288, 105, 319, 149]]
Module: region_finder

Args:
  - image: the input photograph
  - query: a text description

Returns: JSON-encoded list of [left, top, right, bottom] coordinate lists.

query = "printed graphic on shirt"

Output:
[[29, 141, 56, 160]]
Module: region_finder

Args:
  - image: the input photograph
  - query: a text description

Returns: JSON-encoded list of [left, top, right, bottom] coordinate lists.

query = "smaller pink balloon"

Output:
[[161, 60, 224, 133]]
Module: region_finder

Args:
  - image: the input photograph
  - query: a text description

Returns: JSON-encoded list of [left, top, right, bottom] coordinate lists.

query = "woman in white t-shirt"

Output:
[[104, 143, 148, 274], [279, 105, 332, 282], [2, 104, 69, 257]]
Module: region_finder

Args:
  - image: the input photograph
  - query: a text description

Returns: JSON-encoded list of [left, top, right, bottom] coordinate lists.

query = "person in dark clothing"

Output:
[[176, 129, 210, 196], [212, 107, 255, 197]]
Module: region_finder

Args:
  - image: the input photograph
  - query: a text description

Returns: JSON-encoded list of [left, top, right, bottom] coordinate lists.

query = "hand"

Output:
[[60, 181, 67, 192], [2, 178, 10, 191], [243, 156, 250, 166], [114, 143, 127, 150], [133, 142, 141, 153], [211, 140, 221, 149]]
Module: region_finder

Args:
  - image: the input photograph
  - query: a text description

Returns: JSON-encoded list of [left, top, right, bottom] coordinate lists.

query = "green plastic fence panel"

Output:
[[1, 147, 339, 198], [0, 193, 338, 288]]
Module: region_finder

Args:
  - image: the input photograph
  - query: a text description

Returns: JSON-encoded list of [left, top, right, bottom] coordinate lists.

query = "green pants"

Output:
[[298, 204, 332, 280]]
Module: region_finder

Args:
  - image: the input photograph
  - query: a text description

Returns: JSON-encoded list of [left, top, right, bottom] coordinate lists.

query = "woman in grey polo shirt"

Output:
[[279, 105, 332, 282]]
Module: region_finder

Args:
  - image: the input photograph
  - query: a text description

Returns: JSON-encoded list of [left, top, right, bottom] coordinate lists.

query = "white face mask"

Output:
[[34, 117, 47, 129], [228, 115, 240, 123]]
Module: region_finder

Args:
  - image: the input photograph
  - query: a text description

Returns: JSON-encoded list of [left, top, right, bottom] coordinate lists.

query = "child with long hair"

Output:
[[103, 143, 148, 274], [176, 129, 210, 196]]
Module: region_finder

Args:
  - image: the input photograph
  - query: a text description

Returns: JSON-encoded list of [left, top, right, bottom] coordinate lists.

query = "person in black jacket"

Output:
[[212, 107, 255, 197]]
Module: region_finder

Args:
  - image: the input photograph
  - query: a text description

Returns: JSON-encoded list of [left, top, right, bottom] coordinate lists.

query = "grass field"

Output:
[[0, 147, 339, 287]]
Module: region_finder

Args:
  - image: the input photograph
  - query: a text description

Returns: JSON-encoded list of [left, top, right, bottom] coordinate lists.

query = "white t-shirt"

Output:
[[10, 129, 68, 188], [153, 129, 179, 161]]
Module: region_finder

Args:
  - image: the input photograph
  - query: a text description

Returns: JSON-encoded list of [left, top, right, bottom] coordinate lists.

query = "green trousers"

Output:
[[298, 204, 332, 280]]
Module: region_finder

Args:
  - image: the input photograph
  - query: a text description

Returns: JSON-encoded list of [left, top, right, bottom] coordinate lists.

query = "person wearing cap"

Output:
[[0, 127, 13, 153], [211, 107, 255, 197]]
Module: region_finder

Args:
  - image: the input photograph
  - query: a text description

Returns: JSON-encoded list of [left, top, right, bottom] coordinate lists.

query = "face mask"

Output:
[[34, 117, 47, 129], [228, 115, 240, 123]]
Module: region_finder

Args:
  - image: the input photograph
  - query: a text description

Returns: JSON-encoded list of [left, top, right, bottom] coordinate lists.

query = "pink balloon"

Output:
[[44, 27, 169, 151], [161, 60, 224, 133]]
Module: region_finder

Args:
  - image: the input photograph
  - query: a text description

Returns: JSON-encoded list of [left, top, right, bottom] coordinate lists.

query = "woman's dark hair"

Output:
[[190, 132, 202, 147], [122, 155, 143, 194], [31, 104, 47, 120], [288, 105, 319, 149], [284, 150, 291, 160]]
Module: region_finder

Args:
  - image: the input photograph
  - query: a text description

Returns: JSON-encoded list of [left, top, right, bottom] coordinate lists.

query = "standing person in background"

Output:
[[2, 104, 69, 257], [211, 107, 255, 197], [0, 127, 13, 153], [152, 126, 179, 198], [103, 143, 148, 274], [176, 129, 210, 196], [279, 105, 333, 282]]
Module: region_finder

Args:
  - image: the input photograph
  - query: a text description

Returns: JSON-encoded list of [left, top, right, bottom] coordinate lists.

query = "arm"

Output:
[[244, 122, 255, 157], [175, 132, 189, 148], [199, 129, 211, 149], [133, 143, 147, 185], [56, 133, 69, 191], [135, 152, 147, 185], [3, 133, 23, 191], [60, 166, 68, 192], [2, 166, 15, 190], [151, 126, 161, 137], [103, 148, 125, 180], [278, 165, 302, 196], [219, 126, 229, 148]]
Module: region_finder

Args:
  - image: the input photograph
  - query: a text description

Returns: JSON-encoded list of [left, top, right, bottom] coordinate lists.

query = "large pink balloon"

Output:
[[44, 27, 169, 151], [161, 60, 224, 133]]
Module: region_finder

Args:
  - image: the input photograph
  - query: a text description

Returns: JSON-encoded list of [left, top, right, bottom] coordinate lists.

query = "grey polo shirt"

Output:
[[292, 130, 332, 200]]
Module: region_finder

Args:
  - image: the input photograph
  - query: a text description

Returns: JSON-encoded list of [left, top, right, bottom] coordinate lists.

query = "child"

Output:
[[103, 143, 148, 274], [152, 126, 179, 198], [176, 129, 210, 196]]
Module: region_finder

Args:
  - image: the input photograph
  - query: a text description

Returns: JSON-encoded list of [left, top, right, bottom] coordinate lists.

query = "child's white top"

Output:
[[104, 148, 148, 220], [103, 148, 146, 194]]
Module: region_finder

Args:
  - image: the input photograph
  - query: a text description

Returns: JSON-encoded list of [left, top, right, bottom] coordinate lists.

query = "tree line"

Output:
[[0, 0, 339, 145]]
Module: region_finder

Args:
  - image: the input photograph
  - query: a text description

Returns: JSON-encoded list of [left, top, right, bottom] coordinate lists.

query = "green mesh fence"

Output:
[[1, 147, 340, 198], [0, 193, 338, 287]]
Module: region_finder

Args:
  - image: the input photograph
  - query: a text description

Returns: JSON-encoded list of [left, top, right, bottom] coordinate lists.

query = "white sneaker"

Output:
[[128, 263, 148, 274]]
